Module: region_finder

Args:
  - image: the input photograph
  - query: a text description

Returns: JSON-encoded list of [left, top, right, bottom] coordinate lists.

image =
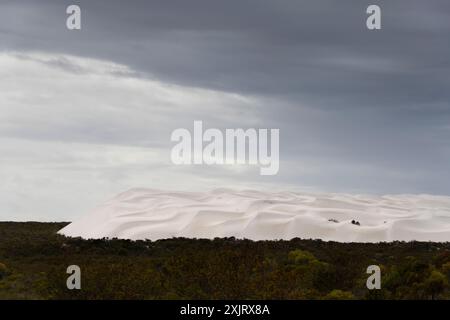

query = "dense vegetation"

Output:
[[1, 222, 449, 300]]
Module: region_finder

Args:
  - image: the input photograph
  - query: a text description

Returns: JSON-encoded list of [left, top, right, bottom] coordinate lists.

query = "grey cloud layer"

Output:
[[1, 0, 450, 218], [3, 1, 450, 102]]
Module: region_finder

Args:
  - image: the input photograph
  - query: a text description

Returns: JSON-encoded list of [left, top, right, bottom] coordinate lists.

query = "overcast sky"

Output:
[[1, 0, 450, 221]]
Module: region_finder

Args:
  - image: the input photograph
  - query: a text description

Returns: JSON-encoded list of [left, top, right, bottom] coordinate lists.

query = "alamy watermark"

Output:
[[66, 265, 81, 290], [66, 5, 81, 30], [171, 121, 279, 175], [366, 265, 381, 290], [366, 5, 381, 30]]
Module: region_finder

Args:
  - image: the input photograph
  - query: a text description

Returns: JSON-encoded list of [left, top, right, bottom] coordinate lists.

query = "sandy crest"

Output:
[[58, 188, 450, 242]]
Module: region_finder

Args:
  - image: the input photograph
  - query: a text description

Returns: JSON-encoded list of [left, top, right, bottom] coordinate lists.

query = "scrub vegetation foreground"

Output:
[[0, 222, 449, 300]]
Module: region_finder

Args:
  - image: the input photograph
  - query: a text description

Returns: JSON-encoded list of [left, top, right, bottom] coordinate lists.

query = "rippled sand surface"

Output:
[[59, 188, 450, 242]]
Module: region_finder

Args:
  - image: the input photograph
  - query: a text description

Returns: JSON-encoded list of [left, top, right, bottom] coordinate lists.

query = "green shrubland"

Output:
[[0, 222, 449, 300]]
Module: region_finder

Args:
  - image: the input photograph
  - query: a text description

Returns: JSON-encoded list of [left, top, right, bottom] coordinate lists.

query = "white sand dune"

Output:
[[58, 188, 450, 242]]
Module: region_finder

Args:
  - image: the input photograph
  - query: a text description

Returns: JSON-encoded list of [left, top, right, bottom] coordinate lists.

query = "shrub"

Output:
[[424, 270, 448, 300], [288, 250, 318, 265], [324, 289, 354, 300], [0, 263, 8, 279]]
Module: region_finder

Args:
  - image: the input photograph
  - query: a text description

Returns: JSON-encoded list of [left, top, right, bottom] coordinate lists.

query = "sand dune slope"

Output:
[[58, 188, 450, 242]]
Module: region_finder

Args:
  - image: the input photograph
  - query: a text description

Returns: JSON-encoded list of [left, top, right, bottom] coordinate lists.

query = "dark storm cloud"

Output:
[[1, 0, 450, 195], [2, 0, 449, 105]]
